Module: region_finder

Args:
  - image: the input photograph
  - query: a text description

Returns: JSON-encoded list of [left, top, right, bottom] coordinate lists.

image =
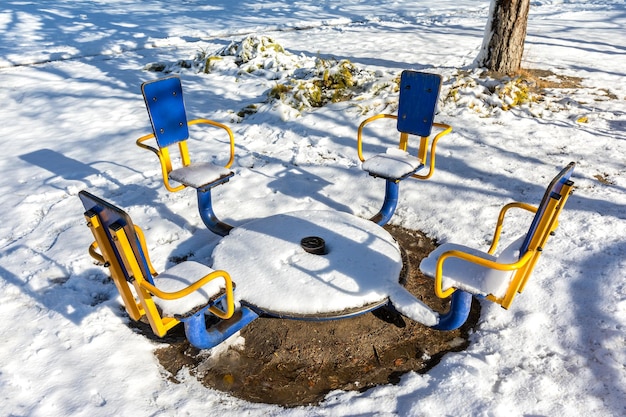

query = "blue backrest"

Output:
[[141, 76, 190, 148], [397, 71, 442, 137], [520, 162, 576, 254], [79, 191, 154, 285]]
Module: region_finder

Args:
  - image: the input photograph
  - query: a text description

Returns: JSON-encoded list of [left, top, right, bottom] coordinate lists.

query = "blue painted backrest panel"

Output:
[[397, 71, 442, 137], [79, 191, 154, 285], [519, 162, 576, 254], [141, 76, 189, 148]]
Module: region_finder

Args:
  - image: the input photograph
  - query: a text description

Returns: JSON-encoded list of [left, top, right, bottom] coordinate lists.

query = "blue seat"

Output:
[[137, 76, 236, 235], [357, 71, 452, 225]]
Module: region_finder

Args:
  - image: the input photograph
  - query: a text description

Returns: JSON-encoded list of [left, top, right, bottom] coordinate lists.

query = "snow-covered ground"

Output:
[[1, 1, 625, 416]]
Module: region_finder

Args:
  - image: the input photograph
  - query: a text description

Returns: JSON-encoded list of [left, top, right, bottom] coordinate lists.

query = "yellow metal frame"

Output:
[[84, 210, 235, 338], [136, 118, 235, 192], [108, 222, 235, 337], [357, 114, 452, 180], [129, 224, 234, 321], [432, 181, 574, 309], [85, 211, 144, 321]]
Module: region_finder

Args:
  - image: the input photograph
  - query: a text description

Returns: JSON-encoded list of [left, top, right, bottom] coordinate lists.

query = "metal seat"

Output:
[[79, 190, 258, 349], [137, 76, 236, 235], [357, 70, 452, 225], [420, 162, 576, 309]]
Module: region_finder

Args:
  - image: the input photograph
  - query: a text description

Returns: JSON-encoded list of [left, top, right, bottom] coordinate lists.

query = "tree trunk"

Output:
[[476, 0, 530, 74]]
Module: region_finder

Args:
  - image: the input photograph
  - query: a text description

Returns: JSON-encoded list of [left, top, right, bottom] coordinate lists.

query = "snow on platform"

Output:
[[212, 210, 435, 324]]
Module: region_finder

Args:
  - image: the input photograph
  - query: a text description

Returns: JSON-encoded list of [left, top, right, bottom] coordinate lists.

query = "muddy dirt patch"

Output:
[[150, 225, 480, 406]]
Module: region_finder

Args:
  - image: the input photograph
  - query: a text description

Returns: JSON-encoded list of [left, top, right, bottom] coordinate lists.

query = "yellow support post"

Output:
[[84, 212, 144, 320], [109, 222, 180, 337]]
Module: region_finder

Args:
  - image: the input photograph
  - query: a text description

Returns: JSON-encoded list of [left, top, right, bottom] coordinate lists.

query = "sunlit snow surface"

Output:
[[1, 1, 625, 416], [213, 211, 397, 312]]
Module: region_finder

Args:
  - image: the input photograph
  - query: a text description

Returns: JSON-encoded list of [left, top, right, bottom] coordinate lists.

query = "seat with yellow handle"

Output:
[[357, 70, 452, 225], [420, 162, 576, 310], [137, 76, 236, 236], [79, 190, 258, 349]]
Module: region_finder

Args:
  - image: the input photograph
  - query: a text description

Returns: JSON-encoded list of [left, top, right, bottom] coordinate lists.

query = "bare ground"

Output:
[[144, 225, 480, 407]]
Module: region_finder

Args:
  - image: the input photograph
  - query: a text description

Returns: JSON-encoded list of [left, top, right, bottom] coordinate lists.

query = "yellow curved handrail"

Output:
[[433, 249, 534, 299], [112, 223, 236, 324], [187, 118, 236, 169], [357, 113, 396, 162], [411, 122, 452, 180], [136, 133, 186, 192], [357, 114, 452, 180], [136, 119, 236, 192], [88, 241, 106, 265], [139, 270, 235, 320], [487, 202, 538, 254]]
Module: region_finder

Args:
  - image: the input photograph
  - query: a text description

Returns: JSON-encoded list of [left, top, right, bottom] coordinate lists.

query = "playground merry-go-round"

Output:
[[79, 70, 576, 404]]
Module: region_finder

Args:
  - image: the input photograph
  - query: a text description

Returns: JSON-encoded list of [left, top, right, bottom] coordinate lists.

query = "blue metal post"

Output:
[[196, 188, 233, 236], [432, 290, 473, 331], [183, 306, 259, 350], [370, 180, 400, 226]]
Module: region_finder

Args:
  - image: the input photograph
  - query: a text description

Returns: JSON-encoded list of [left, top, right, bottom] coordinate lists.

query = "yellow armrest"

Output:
[[88, 241, 106, 265], [136, 133, 158, 155], [136, 133, 186, 192], [487, 202, 537, 255], [357, 115, 452, 182], [411, 122, 452, 180], [357, 114, 397, 162], [139, 269, 235, 320], [187, 118, 236, 169], [434, 249, 534, 298]]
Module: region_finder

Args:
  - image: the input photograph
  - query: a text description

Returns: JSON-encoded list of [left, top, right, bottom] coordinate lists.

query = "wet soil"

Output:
[[149, 225, 480, 407]]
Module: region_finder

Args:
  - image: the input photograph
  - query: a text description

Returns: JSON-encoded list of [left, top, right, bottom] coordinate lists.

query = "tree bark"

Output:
[[476, 0, 530, 74]]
